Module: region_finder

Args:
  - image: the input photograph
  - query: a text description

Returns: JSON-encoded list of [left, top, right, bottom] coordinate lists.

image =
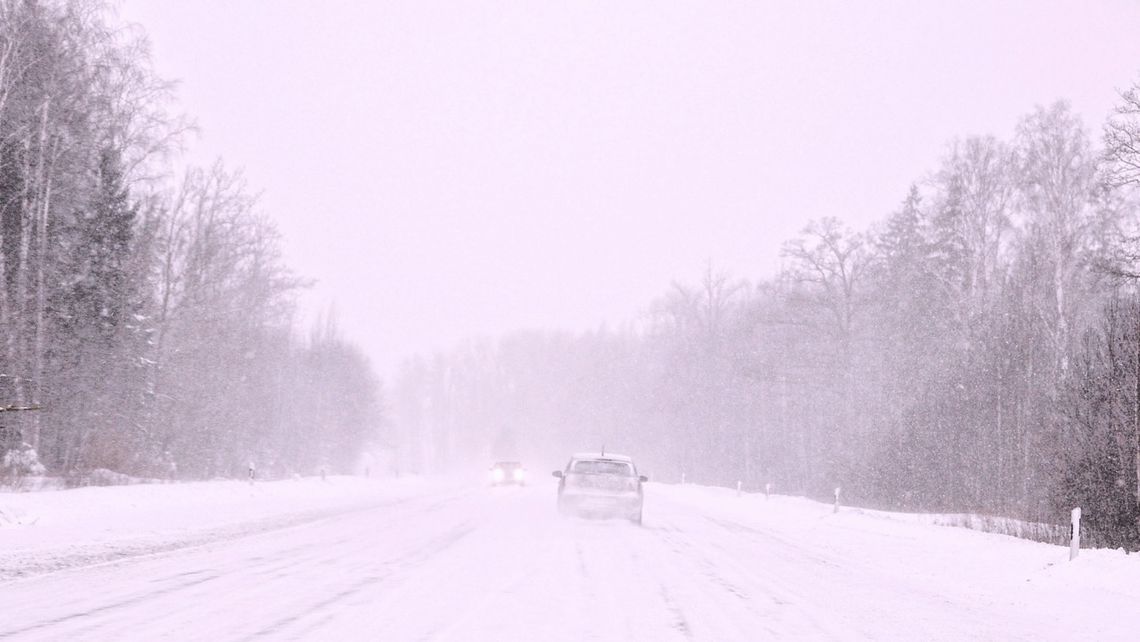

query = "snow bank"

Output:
[[656, 481, 1140, 640], [0, 476, 437, 579]]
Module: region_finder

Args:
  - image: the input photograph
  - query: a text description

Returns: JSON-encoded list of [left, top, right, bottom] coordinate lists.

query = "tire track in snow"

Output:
[[0, 491, 469, 583], [243, 522, 477, 639], [651, 488, 1002, 640], [648, 499, 853, 640], [656, 583, 694, 640], [0, 572, 222, 639], [0, 490, 478, 640]]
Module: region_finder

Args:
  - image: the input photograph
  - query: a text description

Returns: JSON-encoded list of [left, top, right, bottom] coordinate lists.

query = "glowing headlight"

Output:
[[513, 468, 525, 481], [491, 468, 505, 482]]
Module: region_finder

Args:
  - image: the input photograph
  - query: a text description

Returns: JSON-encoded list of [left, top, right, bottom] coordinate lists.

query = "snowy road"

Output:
[[2, 480, 1137, 641]]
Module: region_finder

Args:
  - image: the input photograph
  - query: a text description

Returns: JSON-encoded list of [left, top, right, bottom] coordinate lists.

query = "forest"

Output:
[[4, 0, 1140, 551], [393, 97, 1140, 548], [0, 0, 382, 482]]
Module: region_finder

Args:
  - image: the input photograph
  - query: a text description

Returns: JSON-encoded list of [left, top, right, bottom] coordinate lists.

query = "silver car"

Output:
[[552, 452, 647, 525]]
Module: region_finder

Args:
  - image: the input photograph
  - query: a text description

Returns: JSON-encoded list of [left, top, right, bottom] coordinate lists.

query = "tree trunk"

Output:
[[13, 135, 32, 413], [27, 98, 52, 451], [1134, 307, 1140, 530]]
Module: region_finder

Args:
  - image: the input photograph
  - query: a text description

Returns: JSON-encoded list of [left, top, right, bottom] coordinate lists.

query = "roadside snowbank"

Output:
[[0, 476, 436, 579], [659, 482, 1140, 640]]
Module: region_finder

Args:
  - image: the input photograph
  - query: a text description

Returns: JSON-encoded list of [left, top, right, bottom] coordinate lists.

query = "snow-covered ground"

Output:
[[1, 478, 1138, 640], [0, 476, 440, 580]]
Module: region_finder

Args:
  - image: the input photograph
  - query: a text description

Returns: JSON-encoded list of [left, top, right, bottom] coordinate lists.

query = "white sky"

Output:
[[117, 0, 1140, 377]]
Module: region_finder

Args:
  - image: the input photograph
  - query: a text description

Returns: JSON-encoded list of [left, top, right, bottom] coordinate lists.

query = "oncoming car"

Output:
[[489, 461, 526, 486], [552, 452, 647, 525]]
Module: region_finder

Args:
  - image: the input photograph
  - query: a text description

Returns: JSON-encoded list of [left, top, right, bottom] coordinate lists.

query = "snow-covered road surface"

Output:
[[2, 480, 1138, 641]]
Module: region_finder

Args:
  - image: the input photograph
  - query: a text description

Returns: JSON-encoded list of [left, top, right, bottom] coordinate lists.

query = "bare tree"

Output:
[[1105, 82, 1140, 188]]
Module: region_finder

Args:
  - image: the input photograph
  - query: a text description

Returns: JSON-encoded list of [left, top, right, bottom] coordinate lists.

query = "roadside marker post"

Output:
[[765, 482, 771, 500], [1070, 507, 1081, 561], [736, 480, 742, 497], [833, 487, 841, 514]]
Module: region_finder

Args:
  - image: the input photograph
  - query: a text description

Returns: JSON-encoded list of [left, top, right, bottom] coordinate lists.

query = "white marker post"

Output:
[[1070, 507, 1081, 561], [833, 487, 841, 514], [681, 471, 686, 485], [736, 480, 742, 497], [765, 482, 771, 500]]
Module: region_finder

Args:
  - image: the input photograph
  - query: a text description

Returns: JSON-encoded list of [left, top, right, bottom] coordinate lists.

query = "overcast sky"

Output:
[[117, 0, 1140, 377]]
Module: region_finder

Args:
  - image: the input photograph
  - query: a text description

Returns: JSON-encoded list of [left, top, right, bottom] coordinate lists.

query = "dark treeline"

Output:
[[0, 1, 382, 482], [395, 96, 1140, 548]]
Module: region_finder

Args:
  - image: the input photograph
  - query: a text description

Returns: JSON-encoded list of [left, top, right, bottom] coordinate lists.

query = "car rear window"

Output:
[[571, 460, 633, 476]]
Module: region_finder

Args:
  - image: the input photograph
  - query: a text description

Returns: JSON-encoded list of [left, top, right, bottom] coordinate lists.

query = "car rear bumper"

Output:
[[558, 492, 642, 518]]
